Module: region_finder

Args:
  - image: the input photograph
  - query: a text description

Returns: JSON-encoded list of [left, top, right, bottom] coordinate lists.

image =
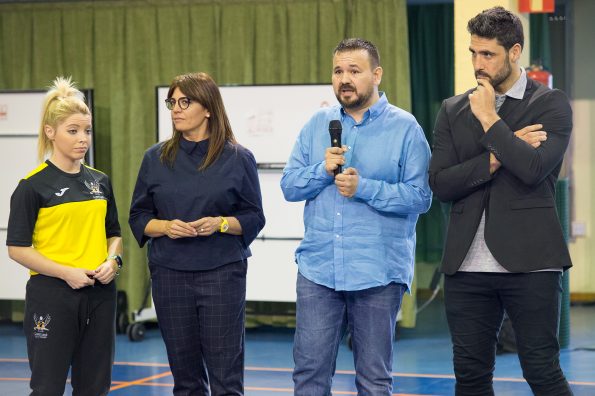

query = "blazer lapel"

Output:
[[498, 79, 534, 125]]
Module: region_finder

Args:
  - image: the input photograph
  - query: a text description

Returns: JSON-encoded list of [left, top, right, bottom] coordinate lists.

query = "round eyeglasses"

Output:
[[165, 97, 192, 110]]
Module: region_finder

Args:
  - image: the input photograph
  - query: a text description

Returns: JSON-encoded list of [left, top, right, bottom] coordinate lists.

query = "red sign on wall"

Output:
[[519, 0, 555, 13]]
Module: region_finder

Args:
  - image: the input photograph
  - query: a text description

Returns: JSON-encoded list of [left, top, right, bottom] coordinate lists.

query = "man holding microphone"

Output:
[[281, 37, 432, 395]]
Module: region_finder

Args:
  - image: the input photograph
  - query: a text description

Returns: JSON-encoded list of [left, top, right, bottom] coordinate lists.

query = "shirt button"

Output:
[[335, 234, 340, 238], [348, 146, 352, 150], [337, 212, 341, 216]]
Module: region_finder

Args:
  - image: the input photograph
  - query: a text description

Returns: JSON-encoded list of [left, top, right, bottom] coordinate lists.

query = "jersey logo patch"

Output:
[[55, 187, 69, 197], [33, 313, 51, 339], [84, 180, 103, 196]]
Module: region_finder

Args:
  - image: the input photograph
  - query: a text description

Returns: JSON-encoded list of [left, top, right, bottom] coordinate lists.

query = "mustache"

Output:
[[475, 71, 490, 79], [340, 83, 356, 91]]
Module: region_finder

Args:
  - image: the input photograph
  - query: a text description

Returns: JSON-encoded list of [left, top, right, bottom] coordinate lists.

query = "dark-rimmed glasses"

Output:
[[165, 97, 192, 110]]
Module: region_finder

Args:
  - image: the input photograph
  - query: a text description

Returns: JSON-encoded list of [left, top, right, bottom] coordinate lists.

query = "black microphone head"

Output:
[[329, 120, 342, 148], [329, 120, 342, 132]]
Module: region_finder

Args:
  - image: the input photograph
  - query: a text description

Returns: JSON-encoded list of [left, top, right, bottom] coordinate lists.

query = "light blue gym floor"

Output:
[[1, 300, 594, 395]]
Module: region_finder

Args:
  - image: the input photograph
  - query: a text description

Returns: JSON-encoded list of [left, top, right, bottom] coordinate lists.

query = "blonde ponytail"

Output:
[[37, 76, 91, 162]]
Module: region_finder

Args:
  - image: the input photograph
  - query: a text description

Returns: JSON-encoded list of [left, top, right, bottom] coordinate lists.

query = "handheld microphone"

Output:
[[329, 120, 342, 176]]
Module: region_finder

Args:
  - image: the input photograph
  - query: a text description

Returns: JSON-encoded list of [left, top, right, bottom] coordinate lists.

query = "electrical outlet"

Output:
[[571, 222, 587, 237]]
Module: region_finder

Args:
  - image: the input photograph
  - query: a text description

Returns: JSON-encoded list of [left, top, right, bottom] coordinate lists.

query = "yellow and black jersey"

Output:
[[6, 160, 121, 274]]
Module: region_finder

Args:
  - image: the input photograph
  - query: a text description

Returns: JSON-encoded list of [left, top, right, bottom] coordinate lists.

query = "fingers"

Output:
[[327, 146, 347, 154], [82, 270, 96, 286], [334, 167, 359, 197], [66, 268, 96, 289], [166, 219, 197, 239], [166, 217, 221, 239], [525, 131, 547, 139], [515, 124, 544, 136], [93, 273, 109, 284], [189, 217, 219, 236], [93, 267, 111, 284], [471, 79, 493, 98], [527, 123, 544, 132], [83, 277, 95, 287], [476, 78, 493, 89], [489, 153, 502, 174], [173, 219, 198, 234], [528, 133, 547, 148], [514, 124, 547, 148], [471, 81, 494, 99], [335, 167, 358, 182], [325, 146, 347, 175], [468, 81, 498, 131]]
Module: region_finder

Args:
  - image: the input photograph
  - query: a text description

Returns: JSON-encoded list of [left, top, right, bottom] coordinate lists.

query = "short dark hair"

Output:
[[333, 38, 380, 69], [467, 6, 524, 51]]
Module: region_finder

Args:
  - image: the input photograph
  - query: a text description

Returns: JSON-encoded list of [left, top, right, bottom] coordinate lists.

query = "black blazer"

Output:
[[429, 78, 573, 275]]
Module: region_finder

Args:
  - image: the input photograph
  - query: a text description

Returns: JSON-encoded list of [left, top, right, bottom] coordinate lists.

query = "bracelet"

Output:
[[107, 254, 123, 275]]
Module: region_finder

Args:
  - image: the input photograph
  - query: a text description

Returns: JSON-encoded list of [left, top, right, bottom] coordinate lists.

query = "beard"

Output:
[[475, 59, 512, 92], [335, 83, 374, 111]]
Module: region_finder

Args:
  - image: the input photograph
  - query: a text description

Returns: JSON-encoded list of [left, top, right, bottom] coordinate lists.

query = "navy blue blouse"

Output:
[[129, 138, 265, 271]]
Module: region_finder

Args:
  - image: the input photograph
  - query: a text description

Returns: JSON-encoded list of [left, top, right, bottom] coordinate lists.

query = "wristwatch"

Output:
[[108, 254, 123, 275], [219, 216, 229, 233]]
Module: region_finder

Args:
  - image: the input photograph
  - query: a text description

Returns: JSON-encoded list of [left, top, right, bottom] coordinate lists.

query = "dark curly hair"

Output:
[[467, 6, 524, 51]]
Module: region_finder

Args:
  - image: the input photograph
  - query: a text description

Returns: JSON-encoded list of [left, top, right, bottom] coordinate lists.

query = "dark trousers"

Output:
[[444, 271, 572, 396], [151, 260, 247, 396], [24, 275, 116, 396]]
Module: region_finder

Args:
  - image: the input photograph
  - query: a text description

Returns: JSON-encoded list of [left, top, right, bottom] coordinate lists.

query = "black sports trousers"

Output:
[[23, 274, 117, 396]]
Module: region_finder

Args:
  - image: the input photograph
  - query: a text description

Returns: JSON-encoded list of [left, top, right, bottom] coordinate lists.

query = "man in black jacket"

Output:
[[429, 6, 573, 396]]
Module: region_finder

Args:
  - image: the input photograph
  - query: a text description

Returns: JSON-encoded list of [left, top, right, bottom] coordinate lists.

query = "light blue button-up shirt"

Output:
[[281, 93, 432, 291]]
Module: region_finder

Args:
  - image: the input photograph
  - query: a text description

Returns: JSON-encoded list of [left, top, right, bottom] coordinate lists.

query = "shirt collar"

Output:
[[502, 67, 526, 100], [179, 136, 209, 155], [340, 91, 388, 121]]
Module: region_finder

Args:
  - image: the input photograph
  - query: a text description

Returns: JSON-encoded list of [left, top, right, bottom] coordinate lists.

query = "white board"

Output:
[[0, 91, 46, 299], [257, 170, 304, 239], [0, 92, 46, 135], [0, 137, 40, 228], [0, 230, 31, 300], [246, 239, 299, 302]]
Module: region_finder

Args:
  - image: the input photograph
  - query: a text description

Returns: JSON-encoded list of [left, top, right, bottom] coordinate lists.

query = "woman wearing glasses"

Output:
[[129, 72, 265, 395], [6, 76, 122, 395]]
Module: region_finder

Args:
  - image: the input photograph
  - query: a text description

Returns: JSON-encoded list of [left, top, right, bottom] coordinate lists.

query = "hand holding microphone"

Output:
[[325, 120, 347, 177]]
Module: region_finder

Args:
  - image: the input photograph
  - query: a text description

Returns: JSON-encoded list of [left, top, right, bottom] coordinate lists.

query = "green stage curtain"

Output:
[[408, 4, 454, 266], [1, 0, 421, 325], [530, 13, 552, 70]]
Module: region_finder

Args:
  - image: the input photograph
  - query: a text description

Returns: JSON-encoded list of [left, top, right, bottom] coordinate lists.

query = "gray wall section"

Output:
[[572, 0, 595, 100]]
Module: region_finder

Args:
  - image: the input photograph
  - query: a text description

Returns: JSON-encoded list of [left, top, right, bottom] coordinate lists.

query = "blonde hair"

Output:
[[38, 76, 91, 162]]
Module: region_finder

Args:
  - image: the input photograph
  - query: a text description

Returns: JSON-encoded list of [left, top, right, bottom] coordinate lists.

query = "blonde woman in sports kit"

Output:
[[6, 76, 122, 396]]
